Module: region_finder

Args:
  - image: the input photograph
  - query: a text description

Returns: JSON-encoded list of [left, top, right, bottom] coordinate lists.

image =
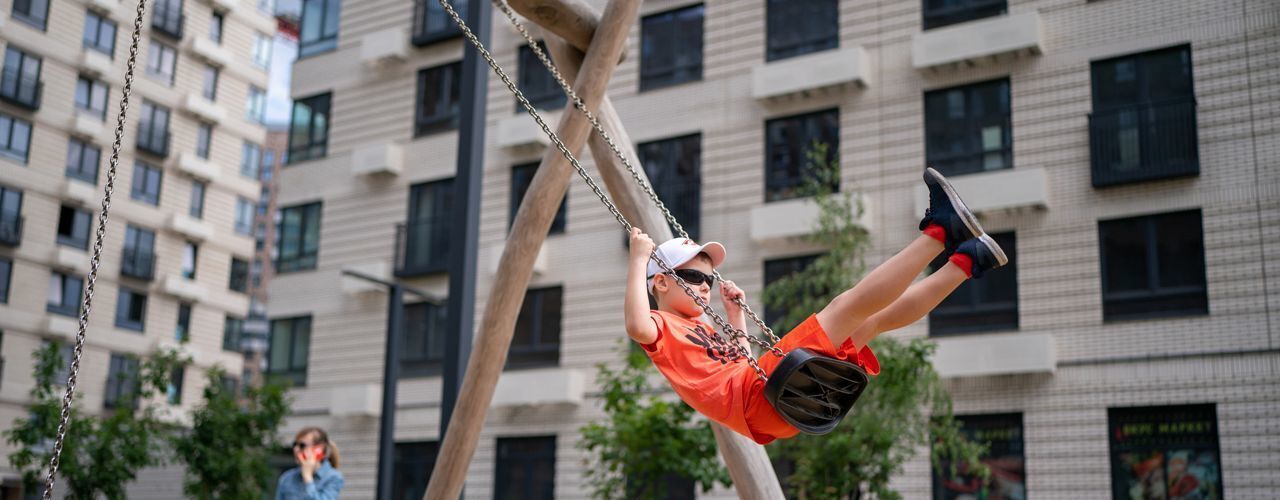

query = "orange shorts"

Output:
[[739, 314, 880, 444]]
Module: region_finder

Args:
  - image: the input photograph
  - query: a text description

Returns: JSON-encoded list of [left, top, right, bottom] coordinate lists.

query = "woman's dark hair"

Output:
[[294, 427, 340, 469]]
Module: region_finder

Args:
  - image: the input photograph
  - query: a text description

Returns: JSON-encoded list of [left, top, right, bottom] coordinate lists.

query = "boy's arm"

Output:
[[720, 280, 753, 355], [625, 228, 658, 344]]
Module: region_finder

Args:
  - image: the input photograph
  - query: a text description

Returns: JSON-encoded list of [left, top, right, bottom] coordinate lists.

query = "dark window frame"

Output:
[[763, 254, 823, 333], [201, 65, 219, 101], [267, 316, 312, 386], [1, 47, 43, 111], [0, 257, 10, 304], [276, 202, 322, 273], [400, 301, 447, 378], [229, 257, 250, 293], [75, 75, 111, 120], [66, 138, 101, 184], [223, 315, 244, 352], [84, 11, 118, 56], [393, 441, 440, 500], [636, 133, 702, 240], [493, 436, 557, 500], [507, 286, 562, 370], [639, 4, 705, 92], [189, 180, 206, 218], [137, 101, 171, 157], [56, 205, 93, 250], [114, 287, 148, 332], [0, 186, 23, 245], [516, 42, 567, 111], [145, 38, 178, 85], [287, 93, 330, 163], [415, 62, 463, 136], [1098, 209, 1208, 322], [298, 0, 341, 58], [104, 354, 140, 409], [924, 78, 1012, 177], [11, 0, 51, 30], [928, 232, 1019, 336], [397, 180, 452, 276], [922, 0, 1007, 31], [176, 302, 192, 342], [209, 12, 224, 44], [195, 123, 213, 159], [47, 272, 84, 317], [764, 108, 840, 203], [765, 0, 838, 62], [167, 365, 185, 404], [151, 0, 185, 39], [0, 112, 34, 164], [180, 241, 198, 280], [510, 163, 566, 234], [121, 224, 157, 281], [1107, 404, 1223, 500], [130, 161, 164, 206], [411, 0, 465, 46]]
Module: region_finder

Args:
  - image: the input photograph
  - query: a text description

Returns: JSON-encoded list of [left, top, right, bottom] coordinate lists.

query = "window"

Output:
[[11, 0, 50, 29], [104, 354, 140, 408], [261, 151, 276, 175], [511, 163, 566, 234], [922, 0, 1007, 30], [494, 436, 556, 500], [398, 180, 450, 276], [924, 78, 1012, 177], [1108, 404, 1222, 500], [56, 205, 93, 250], [766, 0, 838, 62], [1090, 45, 1198, 187], [929, 232, 1018, 335], [201, 65, 218, 100], [401, 301, 447, 377], [189, 181, 206, 218], [229, 257, 249, 293], [508, 286, 562, 369], [115, 287, 147, 331], [66, 139, 101, 184], [176, 303, 191, 342], [299, 0, 340, 57], [412, 0, 464, 45], [131, 162, 163, 205], [415, 62, 462, 136], [267, 316, 311, 386], [517, 43, 566, 111], [195, 123, 212, 159], [288, 93, 330, 162], [145, 39, 177, 85], [235, 197, 255, 235], [137, 101, 171, 156], [247, 86, 267, 124], [252, 33, 273, 67], [152, 0, 185, 38], [121, 224, 156, 280], [167, 366, 185, 404], [765, 108, 839, 202], [241, 142, 262, 178], [932, 413, 1025, 500], [1, 47, 42, 110], [626, 473, 696, 500], [0, 113, 33, 164], [181, 242, 198, 279], [43, 340, 75, 383], [47, 272, 84, 316], [639, 5, 704, 91], [0, 186, 22, 245], [763, 254, 822, 332], [223, 315, 243, 351], [75, 75, 110, 120], [276, 202, 322, 273], [83, 11, 118, 55], [1099, 209, 1207, 321], [393, 441, 439, 500], [250, 259, 263, 287], [637, 134, 702, 240], [0, 258, 10, 303], [209, 13, 224, 44]]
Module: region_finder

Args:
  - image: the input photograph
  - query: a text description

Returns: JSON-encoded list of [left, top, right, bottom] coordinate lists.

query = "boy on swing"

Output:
[[624, 168, 1008, 444]]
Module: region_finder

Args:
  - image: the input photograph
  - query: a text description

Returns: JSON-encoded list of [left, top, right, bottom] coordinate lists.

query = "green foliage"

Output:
[[6, 342, 187, 500], [171, 368, 290, 500], [579, 347, 732, 500], [761, 142, 989, 499]]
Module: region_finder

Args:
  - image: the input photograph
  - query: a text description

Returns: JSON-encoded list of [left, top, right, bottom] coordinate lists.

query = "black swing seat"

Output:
[[763, 348, 870, 435]]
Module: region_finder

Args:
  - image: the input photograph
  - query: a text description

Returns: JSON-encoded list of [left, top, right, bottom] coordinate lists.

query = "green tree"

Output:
[[6, 342, 186, 500], [762, 143, 989, 499], [578, 347, 732, 500], [172, 368, 290, 500]]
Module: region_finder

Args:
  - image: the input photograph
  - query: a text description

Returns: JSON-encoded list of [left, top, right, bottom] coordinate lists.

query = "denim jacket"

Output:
[[275, 460, 344, 499]]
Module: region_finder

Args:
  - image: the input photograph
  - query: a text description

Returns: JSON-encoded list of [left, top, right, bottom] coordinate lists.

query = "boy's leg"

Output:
[[814, 168, 985, 346]]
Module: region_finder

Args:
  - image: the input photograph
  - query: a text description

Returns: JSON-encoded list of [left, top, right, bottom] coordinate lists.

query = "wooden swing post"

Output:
[[423, 0, 641, 498]]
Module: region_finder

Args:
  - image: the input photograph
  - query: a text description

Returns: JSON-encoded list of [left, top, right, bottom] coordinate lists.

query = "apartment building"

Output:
[[0, 0, 277, 494], [274, 0, 1277, 498]]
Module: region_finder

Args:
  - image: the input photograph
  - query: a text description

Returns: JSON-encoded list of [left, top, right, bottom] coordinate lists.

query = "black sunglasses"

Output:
[[666, 269, 716, 287], [293, 441, 321, 449]]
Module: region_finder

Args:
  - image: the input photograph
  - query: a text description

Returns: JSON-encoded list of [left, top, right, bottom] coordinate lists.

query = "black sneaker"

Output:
[[954, 234, 1008, 279], [919, 167, 984, 252]]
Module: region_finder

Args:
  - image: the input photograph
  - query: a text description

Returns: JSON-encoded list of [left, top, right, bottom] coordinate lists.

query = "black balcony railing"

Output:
[[412, 0, 465, 46], [1089, 99, 1199, 188], [394, 221, 449, 277], [922, 0, 1007, 30], [0, 69, 42, 110], [120, 247, 156, 281], [0, 214, 21, 246], [136, 128, 170, 157], [151, 7, 184, 39]]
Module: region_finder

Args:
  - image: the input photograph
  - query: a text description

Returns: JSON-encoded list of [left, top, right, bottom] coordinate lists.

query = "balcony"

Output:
[[0, 214, 21, 246], [0, 68, 42, 110], [360, 29, 407, 67], [493, 368, 584, 407], [1089, 99, 1199, 188], [176, 152, 220, 181], [45, 315, 81, 339], [88, 0, 120, 15], [71, 113, 105, 141], [62, 180, 99, 207], [151, 7, 184, 39], [913, 167, 1048, 214], [912, 11, 1043, 70], [394, 221, 449, 277], [496, 112, 555, 149], [329, 384, 381, 417], [208, 0, 237, 13], [78, 50, 114, 78], [120, 247, 156, 281], [190, 37, 231, 67], [749, 196, 875, 244], [931, 332, 1056, 378], [411, 0, 465, 47], [182, 93, 225, 124], [751, 46, 871, 100], [52, 246, 91, 275], [136, 128, 171, 158], [167, 213, 213, 241], [162, 275, 208, 302], [351, 142, 403, 176]]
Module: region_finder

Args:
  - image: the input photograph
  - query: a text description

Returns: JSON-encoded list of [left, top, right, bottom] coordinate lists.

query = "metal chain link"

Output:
[[494, 0, 785, 349], [438, 0, 781, 379], [42, 0, 145, 496]]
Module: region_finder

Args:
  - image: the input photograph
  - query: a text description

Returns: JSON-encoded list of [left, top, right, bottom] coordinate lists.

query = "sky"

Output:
[[263, 0, 301, 128]]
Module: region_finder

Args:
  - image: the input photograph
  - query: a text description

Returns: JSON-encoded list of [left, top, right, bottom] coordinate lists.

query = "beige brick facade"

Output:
[[275, 0, 1278, 498]]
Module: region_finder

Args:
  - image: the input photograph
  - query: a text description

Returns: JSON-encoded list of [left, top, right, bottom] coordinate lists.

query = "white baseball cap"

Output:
[[646, 237, 727, 290]]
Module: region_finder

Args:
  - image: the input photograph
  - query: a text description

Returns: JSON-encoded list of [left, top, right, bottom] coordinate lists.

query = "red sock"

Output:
[[949, 252, 974, 278], [922, 223, 946, 244]]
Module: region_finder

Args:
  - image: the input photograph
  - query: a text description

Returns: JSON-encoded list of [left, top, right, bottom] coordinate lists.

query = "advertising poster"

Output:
[[1109, 404, 1222, 500], [934, 413, 1026, 500]]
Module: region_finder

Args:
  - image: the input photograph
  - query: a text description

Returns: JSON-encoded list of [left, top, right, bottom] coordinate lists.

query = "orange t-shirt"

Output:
[[640, 310, 758, 437]]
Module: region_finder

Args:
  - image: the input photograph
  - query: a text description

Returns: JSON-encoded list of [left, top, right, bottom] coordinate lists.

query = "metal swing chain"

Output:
[[437, 0, 780, 379], [491, 0, 786, 350], [42, 0, 146, 496]]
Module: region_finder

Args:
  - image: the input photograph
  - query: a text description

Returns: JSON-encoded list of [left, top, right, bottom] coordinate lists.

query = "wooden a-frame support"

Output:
[[423, 1, 785, 498]]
